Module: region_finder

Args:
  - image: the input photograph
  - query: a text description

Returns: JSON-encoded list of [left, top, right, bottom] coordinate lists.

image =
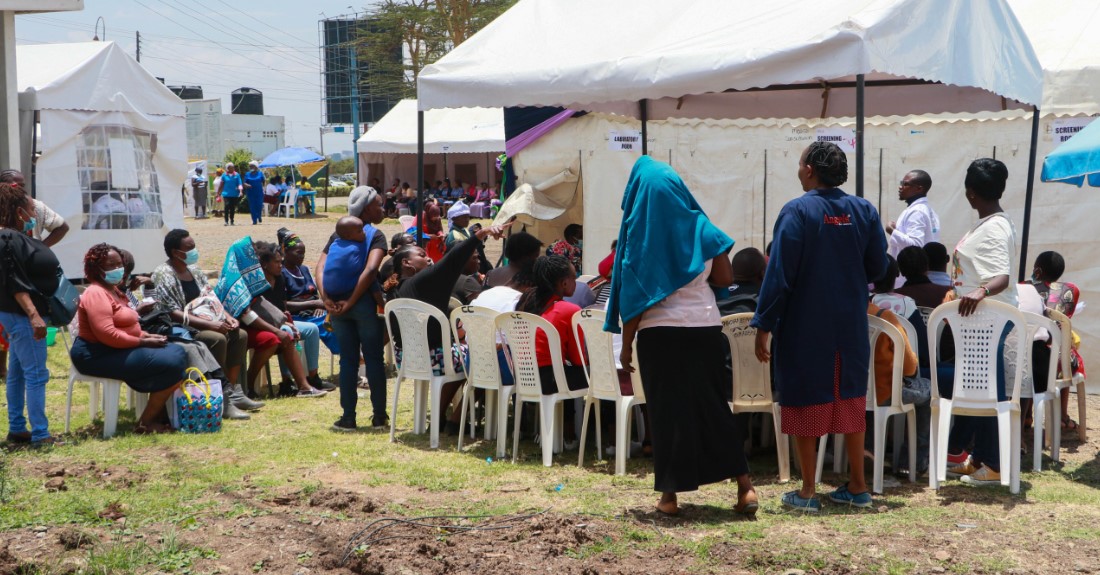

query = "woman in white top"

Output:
[[607, 156, 756, 517], [945, 158, 1018, 486]]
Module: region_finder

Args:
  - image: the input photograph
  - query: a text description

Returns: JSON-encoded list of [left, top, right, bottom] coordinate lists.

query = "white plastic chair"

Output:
[[496, 311, 589, 466], [576, 274, 596, 283], [1022, 312, 1062, 471], [451, 305, 514, 457], [572, 309, 646, 476], [384, 299, 466, 449], [720, 313, 790, 483], [917, 306, 934, 326], [61, 327, 145, 439], [1048, 309, 1087, 443], [928, 300, 1027, 493], [277, 188, 299, 218]]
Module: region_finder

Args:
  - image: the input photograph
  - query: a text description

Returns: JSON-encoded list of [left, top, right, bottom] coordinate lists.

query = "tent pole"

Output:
[[855, 74, 865, 198], [762, 149, 767, 249], [640, 99, 648, 156], [1018, 106, 1040, 282], [417, 110, 425, 247]]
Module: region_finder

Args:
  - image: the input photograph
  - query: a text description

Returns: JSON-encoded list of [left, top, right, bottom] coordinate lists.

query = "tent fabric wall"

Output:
[[17, 42, 186, 277], [515, 112, 1100, 392], [362, 152, 499, 191]]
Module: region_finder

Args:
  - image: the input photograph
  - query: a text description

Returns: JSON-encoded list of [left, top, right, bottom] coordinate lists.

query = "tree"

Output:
[[223, 147, 254, 170], [355, 0, 517, 99]]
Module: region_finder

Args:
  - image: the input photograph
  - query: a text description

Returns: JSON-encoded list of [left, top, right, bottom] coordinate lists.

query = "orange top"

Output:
[[868, 302, 918, 404], [77, 283, 143, 348]]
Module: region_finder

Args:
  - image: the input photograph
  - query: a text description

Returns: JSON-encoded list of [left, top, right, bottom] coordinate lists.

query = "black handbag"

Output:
[[45, 268, 79, 327]]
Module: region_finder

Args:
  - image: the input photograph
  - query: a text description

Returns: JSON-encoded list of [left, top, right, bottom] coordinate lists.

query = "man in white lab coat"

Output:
[[886, 169, 940, 258]]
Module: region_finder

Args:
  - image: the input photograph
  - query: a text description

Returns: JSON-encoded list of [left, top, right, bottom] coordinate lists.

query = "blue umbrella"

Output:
[[1041, 118, 1100, 187], [258, 147, 324, 168]]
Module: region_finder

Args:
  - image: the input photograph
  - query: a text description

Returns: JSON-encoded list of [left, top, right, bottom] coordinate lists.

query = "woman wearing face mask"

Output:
[[71, 243, 189, 434], [0, 183, 62, 446], [244, 161, 266, 225], [151, 229, 258, 420]]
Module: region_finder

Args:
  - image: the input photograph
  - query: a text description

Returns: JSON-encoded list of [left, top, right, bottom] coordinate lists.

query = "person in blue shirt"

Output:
[[323, 216, 386, 311], [220, 162, 243, 226], [243, 161, 266, 225]]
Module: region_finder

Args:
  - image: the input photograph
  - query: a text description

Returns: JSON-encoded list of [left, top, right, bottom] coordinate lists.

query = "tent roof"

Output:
[[358, 99, 504, 154], [1008, 0, 1100, 116], [417, 0, 1043, 118], [17, 41, 184, 116]]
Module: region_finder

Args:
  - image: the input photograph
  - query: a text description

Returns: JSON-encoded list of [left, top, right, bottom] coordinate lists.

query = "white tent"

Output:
[[357, 99, 503, 190], [17, 41, 186, 277]]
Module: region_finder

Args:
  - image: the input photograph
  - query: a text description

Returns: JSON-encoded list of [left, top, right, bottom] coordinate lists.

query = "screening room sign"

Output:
[[608, 129, 643, 152], [815, 127, 856, 153], [1051, 117, 1095, 143]]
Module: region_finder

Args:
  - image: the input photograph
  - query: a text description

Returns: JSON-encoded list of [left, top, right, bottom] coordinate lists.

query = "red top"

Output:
[[77, 283, 143, 348], [535, 298, 583, 368], [598, 249, 615, 278]]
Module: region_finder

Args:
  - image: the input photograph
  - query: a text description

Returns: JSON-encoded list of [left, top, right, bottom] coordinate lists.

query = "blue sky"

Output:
[[16, 0, 374, 154]]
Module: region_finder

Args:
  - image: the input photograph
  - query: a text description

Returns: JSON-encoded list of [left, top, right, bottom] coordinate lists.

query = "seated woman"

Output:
[[515, 255, 590, 441], [70, 244, 189, 434], [1030, 250, 1085, 434], [151, 229, 258, 419], [868, 300, 929, 475], [254, 241, 329, 397], [895, 245, 951, 308], [385, 223, 507, 434], [277, 228, 338, 356]]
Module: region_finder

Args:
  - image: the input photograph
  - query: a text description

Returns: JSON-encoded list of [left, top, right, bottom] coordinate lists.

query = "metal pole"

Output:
[[417, 110, 425, 247], [855, 74, 865, 198], [350, 48, 361, 178], [762, 149, 767, 248], [640, 99, 649, 156], [320, 125, 327, 212], [1018, 106, 1041, 282]]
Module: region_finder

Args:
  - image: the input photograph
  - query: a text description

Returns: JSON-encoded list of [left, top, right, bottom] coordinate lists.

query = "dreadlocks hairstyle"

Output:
[[84, 242, 120, 283], [804, 141, 849, 188], [0, 182, 27, 230], [517, 255, 574, 315]]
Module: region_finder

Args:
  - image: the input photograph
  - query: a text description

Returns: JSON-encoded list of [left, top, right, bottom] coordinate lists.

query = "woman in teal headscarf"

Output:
[[606, 156, 757, 517], [216, 236, 284, 397]]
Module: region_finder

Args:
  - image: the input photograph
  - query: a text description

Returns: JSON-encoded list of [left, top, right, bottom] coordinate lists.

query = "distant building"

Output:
[[321, 16, 402, 125], [184, 97, 285, 162]]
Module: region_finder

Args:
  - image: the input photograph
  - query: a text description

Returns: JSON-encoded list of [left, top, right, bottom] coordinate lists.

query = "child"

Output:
[[323, 216, 386, 311]]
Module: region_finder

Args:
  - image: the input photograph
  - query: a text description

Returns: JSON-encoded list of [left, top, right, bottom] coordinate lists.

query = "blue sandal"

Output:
[[781, 490, 821, 513], [827, 483, 872, 508]]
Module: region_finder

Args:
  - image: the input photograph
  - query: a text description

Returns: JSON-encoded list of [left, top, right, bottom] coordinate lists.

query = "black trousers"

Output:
[[223, 196, 239, 223]]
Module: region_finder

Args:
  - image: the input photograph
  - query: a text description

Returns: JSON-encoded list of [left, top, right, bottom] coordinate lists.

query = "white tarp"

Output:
[[418, 0, 1043, 115], [357, 99, 503, 154], [513, 111, 1100, 391], [17, 42, 186, 277], [1008, 0, 1100, 116]]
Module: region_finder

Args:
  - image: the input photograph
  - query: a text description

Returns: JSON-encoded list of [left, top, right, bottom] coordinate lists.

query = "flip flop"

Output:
[[733, 500, 759, 517]]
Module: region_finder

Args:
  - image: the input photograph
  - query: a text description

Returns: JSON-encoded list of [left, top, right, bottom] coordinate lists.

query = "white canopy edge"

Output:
[[17, 41, 184, 117], [418, 0, 1042, 114], [357, 99, 503, 154]]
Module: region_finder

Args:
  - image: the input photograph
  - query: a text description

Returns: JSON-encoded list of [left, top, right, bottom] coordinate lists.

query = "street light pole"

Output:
[[320, 125, 328, 212]]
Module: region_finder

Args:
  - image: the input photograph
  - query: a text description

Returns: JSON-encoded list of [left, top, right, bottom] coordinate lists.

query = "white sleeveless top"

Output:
[[639, 260, 721, 330]]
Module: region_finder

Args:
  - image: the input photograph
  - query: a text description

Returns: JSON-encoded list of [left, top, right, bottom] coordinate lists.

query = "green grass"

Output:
[[2, 341, 1099, 572]]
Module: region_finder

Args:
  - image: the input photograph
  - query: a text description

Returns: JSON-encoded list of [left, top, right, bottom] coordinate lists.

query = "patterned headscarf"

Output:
[[215, 237, 270, 318]]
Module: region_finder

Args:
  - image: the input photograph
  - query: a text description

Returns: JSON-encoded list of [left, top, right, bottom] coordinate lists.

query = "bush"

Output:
[[317, 177, 327, 187]]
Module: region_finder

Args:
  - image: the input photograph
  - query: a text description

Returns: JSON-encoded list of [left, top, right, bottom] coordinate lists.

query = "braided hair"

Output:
[[0, 182, 27, 230], [382, 244, 420, 299], [804, 141, 848, 188], [517, 255, 574, 315], [84, 242, 120, 283]]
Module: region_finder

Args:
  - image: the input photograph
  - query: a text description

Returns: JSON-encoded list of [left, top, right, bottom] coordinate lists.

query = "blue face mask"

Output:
[[181, 248, 200, 265], [22, 216, 35, 233], [103, 267, 125, 285]]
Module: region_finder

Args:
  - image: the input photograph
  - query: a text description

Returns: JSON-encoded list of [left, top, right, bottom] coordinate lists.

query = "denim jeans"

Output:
[[331, 297, 387, 421], [0, 311, 51, 441], [278, 320, 320, 376]]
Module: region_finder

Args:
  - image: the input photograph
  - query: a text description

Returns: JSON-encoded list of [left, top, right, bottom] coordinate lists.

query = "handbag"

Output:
[[168, 367, 223, 433], [183, 285, 227, 325], [46, 268, 80, 327], [254, 297, 287, 327]]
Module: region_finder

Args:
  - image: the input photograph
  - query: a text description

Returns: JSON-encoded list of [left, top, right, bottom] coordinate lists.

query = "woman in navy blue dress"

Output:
[[752, 142, 888, 512]]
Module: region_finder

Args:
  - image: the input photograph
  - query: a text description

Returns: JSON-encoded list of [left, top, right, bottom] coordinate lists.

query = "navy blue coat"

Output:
[[751, 188, 888, 408]]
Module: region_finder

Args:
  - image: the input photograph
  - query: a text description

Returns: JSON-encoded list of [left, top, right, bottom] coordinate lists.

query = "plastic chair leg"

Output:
[[615, 400, 632, 476], [497, 388, 512, 459], [412, 380, 427, 435], [891, 417, 905, 471], [1051, 391, 1062, 463], [89, 381, 100, 420], [932, 400, 952, 488], [593, 400, 603, 462], [1033, 396, 1046, 471], [389, 376, 402, 443], [833, 432, 845, 474], [539, 399, 556, 467], [814, 434, 828, 483], [132, 392, 149, 420], [1076, 381, 1087, 442], [872, 413, 888, 494], [996, 408, 1014, 489], [772, 407, 791, 483], [101, 382, 122, 439], [64, 376, 76, 433], [457, 383, 472, 450], [632, 404, 646, 444], [577, 398, 593, 467], [511, 399, 523, 464], [906, 410, 917, 484], [484, 390, 497, 441], [427, 380, 442, 450]]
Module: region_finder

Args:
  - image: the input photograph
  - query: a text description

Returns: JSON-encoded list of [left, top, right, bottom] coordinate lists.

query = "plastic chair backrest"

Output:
[[867, 314, 907, 410], [283, 188, 299, 206], [1046, 308, 1074, 381], [894, 314, 919, 358], [1022, 311, 1062, 395], [384, 298, 458, 380], [917, 306, 934, 325], [496, 311, 566, 400], [399, 215, 417, 231], [928, 299, 1027, 404], [577, 274, 596, 283], [720, 313, 772, 408], [571, 309, 642, 401], [450, 305, 502, 389]]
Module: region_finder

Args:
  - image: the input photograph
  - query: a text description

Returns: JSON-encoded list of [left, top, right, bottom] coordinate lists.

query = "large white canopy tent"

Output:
[[18, 41, 186, 277], [357, 99, 503, 193]]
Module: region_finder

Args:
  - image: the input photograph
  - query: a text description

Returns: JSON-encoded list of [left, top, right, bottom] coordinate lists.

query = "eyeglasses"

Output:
[[899, 181, 915, 187]]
